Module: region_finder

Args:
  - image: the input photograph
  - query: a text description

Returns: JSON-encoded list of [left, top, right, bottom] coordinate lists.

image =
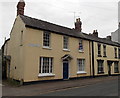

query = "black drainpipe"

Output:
[[92, 41, 95, 78]]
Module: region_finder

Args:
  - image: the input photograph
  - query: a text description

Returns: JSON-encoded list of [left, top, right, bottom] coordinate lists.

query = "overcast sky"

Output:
[[0, 0, 119, 47]]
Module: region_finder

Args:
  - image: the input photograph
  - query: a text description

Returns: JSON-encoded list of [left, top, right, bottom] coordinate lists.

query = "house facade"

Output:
[[2, 0, 120, 83], [93, 40, 120, 76]]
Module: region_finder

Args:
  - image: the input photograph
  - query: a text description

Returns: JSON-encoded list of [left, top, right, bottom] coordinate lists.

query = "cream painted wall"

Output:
[[9, 16, 26, 81], [3, 40, 11, 56], [23, 27, 91, 82], [94, 42, 120, 76], [8, 15, 120, 82]]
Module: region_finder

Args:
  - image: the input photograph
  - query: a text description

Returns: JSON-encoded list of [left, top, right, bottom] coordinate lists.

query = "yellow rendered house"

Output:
[[2, 0, 120, 83]]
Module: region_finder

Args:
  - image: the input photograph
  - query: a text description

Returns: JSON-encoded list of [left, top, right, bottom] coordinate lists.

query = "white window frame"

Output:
[[114, 62, 119, 73], [38, 57, 55, 77], [63, 36, 69, 50], [43, 31, 51, 48], [77, 59, 86, 74], [98, 60, 104, 74], [79, 39, 84, 52]]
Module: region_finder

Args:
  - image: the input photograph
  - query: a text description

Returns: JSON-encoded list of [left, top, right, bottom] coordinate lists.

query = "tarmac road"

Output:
[[2, 76, 119, 96], [39, 79, 118, 96]]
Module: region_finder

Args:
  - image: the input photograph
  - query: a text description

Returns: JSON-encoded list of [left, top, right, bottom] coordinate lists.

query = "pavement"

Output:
[[2, 76, 119, 96]]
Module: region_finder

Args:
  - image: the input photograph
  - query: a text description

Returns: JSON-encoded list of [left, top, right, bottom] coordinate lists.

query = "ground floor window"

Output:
[[39, 57, 53, 74], [77, 59, 85, 72], [98, 60, 104, 74], [114, 62, 119, 73]]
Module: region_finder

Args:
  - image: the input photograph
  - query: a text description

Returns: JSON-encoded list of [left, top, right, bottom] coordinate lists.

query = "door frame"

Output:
[[63, 60, 69, 80]]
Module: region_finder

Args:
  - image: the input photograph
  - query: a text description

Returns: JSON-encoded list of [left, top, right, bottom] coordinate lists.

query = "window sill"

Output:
[[43, 46, 52, 50], [77, 71, 87, 74], [38, 73, 55, 77], [79, 50, 84, 53], [98, 72, 104, 74], [114, 72, 119, 73], [103, 56, 107, 58], [98, 55, 102, 57], [63, 49, 70, 52]]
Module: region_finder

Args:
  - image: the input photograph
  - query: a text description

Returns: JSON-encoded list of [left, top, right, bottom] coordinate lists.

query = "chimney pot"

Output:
[[75, 18, 82, 32], [92, 30, 98, 37]]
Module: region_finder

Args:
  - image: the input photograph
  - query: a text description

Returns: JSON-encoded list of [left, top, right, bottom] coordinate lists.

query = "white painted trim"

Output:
[[63, 49, 70, 52], [77, 71, 87, 74], [79, 50, 84, 53], [38, 73, 55, 77], [42, 46, 52, 50]]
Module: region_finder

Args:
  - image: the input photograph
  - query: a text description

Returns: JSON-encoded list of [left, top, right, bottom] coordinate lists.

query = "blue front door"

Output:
[[63, 61, 69, 80]]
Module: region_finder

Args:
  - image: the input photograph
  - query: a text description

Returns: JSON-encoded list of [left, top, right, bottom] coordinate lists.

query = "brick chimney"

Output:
[[75, 18, 82, 32], [17, 0, 25, 16], [92, 30, 98, 37]]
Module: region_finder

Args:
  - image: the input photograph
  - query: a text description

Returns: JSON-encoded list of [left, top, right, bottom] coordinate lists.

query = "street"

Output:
[[2, 76, 119, 96], [39, 78, 118, 96]]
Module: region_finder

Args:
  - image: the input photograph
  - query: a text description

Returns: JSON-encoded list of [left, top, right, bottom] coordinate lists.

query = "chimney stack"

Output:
[[75, 18, 82, 32], [92, 30, 98, 37], [17, 0, 25, 16], [106, 36, 111, 41]]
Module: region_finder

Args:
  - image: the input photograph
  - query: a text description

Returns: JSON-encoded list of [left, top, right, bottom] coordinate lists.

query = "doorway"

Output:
[[63, 60, 69, 80]]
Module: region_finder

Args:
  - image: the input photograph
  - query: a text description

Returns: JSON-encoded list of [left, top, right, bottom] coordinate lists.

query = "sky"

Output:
[[0, 0, 120, 47]]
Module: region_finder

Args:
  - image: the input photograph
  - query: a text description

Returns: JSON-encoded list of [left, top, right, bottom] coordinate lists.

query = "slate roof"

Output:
[[20, 15, 120, 47]]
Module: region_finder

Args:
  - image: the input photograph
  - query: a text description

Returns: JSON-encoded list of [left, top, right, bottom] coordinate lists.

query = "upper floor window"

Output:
[[77, 59, 85, 72], [98, 44, 101, 57], [79, 39, 83, 52], [114, 48, 117, 58], [97, 60, 104, 74], [43, 31, 51, 48], [63, 36, 69, 50], [114, 62, 119, 73], [103, 45, 106, 57], [39, 57, 53, 74], [119, 48, 120, 59]]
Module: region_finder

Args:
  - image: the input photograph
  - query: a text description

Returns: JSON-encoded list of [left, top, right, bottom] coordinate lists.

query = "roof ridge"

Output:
[[19, 15, 120, 46]]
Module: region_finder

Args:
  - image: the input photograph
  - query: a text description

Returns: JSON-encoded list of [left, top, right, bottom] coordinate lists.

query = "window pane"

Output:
[[63, 36, 69, 49], [78, 59, 85, 71], [79, 40, 83, 51], [98, 61, 104, 74], [40, 57, 53, 74], [43, 31, 50, 47]]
